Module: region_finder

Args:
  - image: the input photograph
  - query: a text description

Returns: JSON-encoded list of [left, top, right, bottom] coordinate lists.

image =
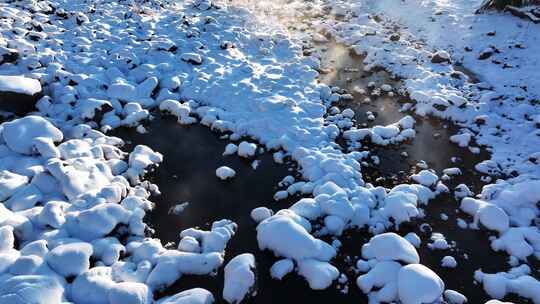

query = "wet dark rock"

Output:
[[431, 50, 451, 64], [0, 76, 42, 115], [389, 33, 400, 41], [478, 49, 494, 60], [0, 47, 19, 64]]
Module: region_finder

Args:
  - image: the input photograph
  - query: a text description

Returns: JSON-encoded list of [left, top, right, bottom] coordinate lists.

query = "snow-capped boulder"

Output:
[[46, 242, 93, 277], [237, 142, 257, 158], [216, 166, 236, 180], [2, 116, 62, 155], [157, 288, 214, 304], [223, 253, 256, 303], [297, 259, 339, 290], [357, 261, 401, 303], [0, 275, 64, 304], [362, 233, 420, 264], [108, 282, 152, 304], [0, 75, 42, 115], [250, 207, 273, 223], [257, 215, 336, 262], [0, 171, 28, 201], [71, 267, 116, 304], [270, 259, 294, 280], [398, 264, 444, 304]]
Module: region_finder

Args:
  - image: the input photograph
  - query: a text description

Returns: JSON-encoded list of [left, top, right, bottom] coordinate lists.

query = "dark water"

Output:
[[110, 31, 537, 304], [112, 115, 370, 303]]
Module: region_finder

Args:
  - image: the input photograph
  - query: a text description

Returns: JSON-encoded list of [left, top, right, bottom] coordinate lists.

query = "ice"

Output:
[[223, 253, 256, 303], [2, 116, 62, 155], [362, 233, 420, 264], [398, 264, 444, 304], [0, 75, 41, 95], [297, 259, 339, 290], [216, 166, 236, 180]]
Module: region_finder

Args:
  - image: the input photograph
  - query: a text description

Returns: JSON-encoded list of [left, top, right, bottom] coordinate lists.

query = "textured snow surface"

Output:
[[0, 75, 41, 95], [1, 0, 539, 302]]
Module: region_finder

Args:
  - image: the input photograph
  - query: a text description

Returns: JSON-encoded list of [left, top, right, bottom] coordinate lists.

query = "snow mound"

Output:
[[362, 233, 420, 264], [158, 288, 214, 304], [0, 75, 41, 95], [216, 166, 236, 180], [257, 214, 336, 262], [0, 275, 65, 304], [2, 116, 62, 155], [297, 259, 339, 290], [398, 264, 445, 304], [223, 253, 256, 303]]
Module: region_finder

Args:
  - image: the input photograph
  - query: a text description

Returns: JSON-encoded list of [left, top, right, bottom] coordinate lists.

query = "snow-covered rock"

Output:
[[0, 275, 65, 304], [257, 215, 336, 262], [362, 233, 420, 264], [223, 253, 256, 303], [398, 264, 444, 304], [216, 166, 236, 180], [297, 259, 339, 290], [46, 242, 93, 277], [2, 116, 62, 155]]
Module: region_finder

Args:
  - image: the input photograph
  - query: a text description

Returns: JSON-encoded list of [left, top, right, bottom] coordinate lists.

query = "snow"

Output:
[[0, 75, 41, 95], [108, 282, 152, 304], [237, 142, 257, 158], [257, 215, 336, 262], [223, 144, 238, 156], [157, 288, 214, 304], [250, 207, 273, 223], [475, 268, 540, 304], [411, 170, 439, 187], [46, 242, 93, 277], [362, 233, 420, 264], [216, 166, 236, 180], [1, 0, 538, 301], [223, 253, 256, 303], [441, 256, 458, 268], [444, 290, 467, 304], [2, 116, 63, 155], [270, 258, 294, 280], [297, 259, 339, 290], [398, 264, 445, 304], [0, 275, 65, 304]]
